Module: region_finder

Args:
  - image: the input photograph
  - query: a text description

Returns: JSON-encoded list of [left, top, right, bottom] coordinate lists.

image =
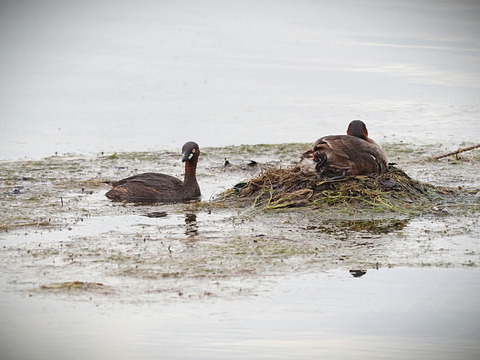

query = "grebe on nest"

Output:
[[105, 141, 201, 203], [299, 120, 387, 178]]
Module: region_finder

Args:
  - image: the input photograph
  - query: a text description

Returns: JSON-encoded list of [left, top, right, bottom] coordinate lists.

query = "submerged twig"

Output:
[[433, 144, 480, 160]]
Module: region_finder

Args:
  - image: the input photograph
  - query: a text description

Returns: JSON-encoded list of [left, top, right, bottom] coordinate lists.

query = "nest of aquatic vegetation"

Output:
[[219, 165, 457, 212]]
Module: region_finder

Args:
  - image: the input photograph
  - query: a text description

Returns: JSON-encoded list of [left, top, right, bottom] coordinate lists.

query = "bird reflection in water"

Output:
[[185, 213, 198, 236]]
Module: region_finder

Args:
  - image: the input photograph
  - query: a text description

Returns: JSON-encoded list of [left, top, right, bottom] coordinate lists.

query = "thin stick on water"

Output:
[[433, 144, 480, 160]]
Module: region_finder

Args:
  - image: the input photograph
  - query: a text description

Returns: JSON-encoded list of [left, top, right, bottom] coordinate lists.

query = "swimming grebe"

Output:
[[105, 142, 201, 203], [299, 121, 387, 178]]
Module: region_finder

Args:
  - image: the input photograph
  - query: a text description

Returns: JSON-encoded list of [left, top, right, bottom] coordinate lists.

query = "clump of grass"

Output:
[[219, 165, 457, 213]]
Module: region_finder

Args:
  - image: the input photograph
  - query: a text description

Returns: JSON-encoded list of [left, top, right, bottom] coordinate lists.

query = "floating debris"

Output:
[[349, 270, 367, 277], [433, 143, 480, 160], [40, 281, 105, 292], [143, 211, 168, 218]]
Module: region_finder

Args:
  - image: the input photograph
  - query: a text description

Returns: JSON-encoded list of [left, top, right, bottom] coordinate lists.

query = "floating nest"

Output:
[[219, 165, 457, 212]]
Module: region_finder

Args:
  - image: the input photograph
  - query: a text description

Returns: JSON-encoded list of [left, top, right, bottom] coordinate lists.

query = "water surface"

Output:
[[1, 0, 479, 159], [1, 268, 479, 360]]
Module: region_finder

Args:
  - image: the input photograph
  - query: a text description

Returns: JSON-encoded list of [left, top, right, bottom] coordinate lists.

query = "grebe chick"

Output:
[[297, 150, 316, 172]]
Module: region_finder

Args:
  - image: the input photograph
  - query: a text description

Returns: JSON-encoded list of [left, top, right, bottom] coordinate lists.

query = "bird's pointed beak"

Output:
[[182, 152, 194, 162]]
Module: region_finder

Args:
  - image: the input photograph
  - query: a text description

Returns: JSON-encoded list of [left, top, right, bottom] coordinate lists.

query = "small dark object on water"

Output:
[[11, 186, 24, 195], [105, 142, 201, 203], [143, 211, 168, 218], [247, 160, 258, 167], [349, 270, 367, 277], [233, 182, 248, 192], [224, 158, 231, 167]]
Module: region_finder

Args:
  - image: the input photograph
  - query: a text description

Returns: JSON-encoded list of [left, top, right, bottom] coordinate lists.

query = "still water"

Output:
[[1, 268, 479, 360], [0, 0, 479, 159]]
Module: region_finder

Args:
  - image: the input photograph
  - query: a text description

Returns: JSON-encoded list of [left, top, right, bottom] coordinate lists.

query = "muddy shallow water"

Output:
[[1, 142, 479, 359]]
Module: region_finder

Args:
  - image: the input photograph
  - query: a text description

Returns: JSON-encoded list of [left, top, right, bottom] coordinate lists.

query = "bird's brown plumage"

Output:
[[313, 134, 387, 178], [105, 142, 201, 203], [299, 120, 388, 178]]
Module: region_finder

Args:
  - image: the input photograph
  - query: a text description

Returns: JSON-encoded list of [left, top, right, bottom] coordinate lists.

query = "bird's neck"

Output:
[[183, 160, 198, 185]]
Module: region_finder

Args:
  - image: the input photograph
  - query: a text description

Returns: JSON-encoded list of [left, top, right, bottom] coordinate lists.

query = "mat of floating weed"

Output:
[[219, 166, 461, 212]]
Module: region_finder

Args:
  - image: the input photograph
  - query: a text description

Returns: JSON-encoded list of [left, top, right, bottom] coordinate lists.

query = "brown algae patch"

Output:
[[39, 281, 108, 293]]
